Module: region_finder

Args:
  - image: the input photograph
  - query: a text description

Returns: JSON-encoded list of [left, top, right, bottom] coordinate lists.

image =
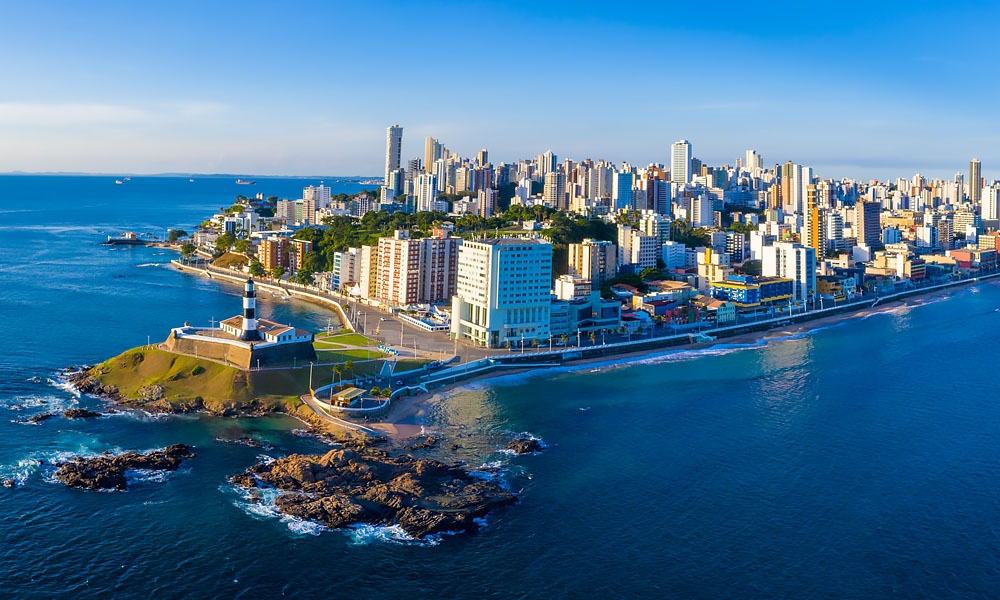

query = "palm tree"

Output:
[[344, 360, 354, 383], [332, 364, 343, 388]]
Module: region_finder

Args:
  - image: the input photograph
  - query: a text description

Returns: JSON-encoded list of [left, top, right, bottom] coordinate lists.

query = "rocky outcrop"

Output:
[[53, 444, 195, 491], [62, 408, 102, 419], [65, 368, 123, 403], [25, 414, 57, 424], [505, 437, 543, 454], [230, 442, 516, 538]]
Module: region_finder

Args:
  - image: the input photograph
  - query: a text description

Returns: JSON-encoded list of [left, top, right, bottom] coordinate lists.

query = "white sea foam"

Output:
[[347, 523, 439, 547], [135, 263, 163, 268], [125, 469, 170, 485], [228, 484, 328, 536], [4, 394, 78, 413], [47, 377, 82, 398]]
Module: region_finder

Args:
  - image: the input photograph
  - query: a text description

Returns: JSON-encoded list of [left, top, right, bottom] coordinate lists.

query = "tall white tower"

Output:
[[240, 278, 261, 341], [384, 124, 403, 187], [671, 140, 691, 185]]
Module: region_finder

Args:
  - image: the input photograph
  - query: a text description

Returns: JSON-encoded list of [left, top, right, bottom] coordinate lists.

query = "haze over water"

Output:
[[2, 175, 1000, 598]]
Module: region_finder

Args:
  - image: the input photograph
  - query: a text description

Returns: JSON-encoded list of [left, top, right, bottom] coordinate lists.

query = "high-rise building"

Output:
[[332, 247, 361, 290], [854, 201, 882, 247], [744, 149, 763, 170], [970, 158, 982, 204], [415, 173, 438, 212], [357, 245, 379, 300], [981, 185, 999, 221], [690, 194, 714, 227], [477, 188, 497, 218], [289, 239, 312, 272], [259, 238, 288, 271], [424, 137, 441, 173], [418, 229, 462, 304], [539, 150, 557, 179], [543, 171, 566, 209], [451, 238, 553, 347], [762, 242, 816, 305], [303, 184, 331, 210], [805, 184, 826, 260], [476, 148, 489, 167], [376, 230, 422, 307], [384, 125, 403, 186], [617, 225, 658, 270], [568, 239, 617, 285], [671, 140, 692, 185]]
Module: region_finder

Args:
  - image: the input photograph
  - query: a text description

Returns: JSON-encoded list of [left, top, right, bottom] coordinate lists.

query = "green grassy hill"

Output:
[[90, 348, 316, 419]]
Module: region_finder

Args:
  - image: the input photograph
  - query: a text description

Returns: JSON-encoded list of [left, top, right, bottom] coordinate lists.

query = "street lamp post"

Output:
[[309, 361, 314, 393]]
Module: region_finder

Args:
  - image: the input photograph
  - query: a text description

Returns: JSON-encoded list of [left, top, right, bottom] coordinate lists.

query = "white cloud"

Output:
[[0, 103, 150, 125], [0, 101, 230, 127]]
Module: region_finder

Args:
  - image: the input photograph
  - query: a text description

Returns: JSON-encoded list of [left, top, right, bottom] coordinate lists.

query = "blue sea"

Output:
[[3, 175, 1000, 598]]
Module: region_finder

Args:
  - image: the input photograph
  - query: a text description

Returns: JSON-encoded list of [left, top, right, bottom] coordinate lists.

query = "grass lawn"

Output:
[[313, 341, 346, 349], [392, 359, 431, 372], [315, 348, 385, 361], [317, 332, 373, 347]]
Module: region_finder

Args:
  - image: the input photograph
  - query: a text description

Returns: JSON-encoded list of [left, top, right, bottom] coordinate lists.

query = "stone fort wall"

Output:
[[163, 332, 316, 370]]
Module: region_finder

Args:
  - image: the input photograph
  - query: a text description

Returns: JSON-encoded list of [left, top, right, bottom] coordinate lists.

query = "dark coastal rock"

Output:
[[62, 408, 102, 419], [216, 436, 274, 450], [505, 437, 543, 454], [230, 442, 517, 538], [26, 414, 57, 424], [403, 436, 438, 451], [65, 369, 122, 402], [53, 444, 195, 491]]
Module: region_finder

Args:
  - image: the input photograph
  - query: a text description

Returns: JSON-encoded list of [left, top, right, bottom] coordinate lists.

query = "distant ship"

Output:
[[189, 178, 195, 182], [103, 232, 146, 246], [235, 179, 256, 185], [115, 179, 124, 185], [123, 176, 131, 181]]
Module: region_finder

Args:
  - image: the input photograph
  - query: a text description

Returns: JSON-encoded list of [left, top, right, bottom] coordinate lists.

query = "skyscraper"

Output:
[[670, 140, 691, 185], [970, 158, 982, 205], [424, 137, 441, 173], [854, 201, 882, 248], [543, 171, 566, 209], [451, 238, 553, 347], [384, 125, 402, 186]]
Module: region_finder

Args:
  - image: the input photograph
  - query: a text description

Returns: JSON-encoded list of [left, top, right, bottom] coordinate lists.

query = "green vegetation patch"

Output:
[[213, 252, 248, 269], [317, 333, 372, 347]]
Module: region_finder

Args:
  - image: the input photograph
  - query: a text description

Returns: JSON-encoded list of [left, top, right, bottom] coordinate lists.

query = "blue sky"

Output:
[[2, 0, 998, 181]]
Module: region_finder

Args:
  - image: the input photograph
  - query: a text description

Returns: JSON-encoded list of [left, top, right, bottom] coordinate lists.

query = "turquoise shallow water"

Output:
[[3, 175, 1000, 598]]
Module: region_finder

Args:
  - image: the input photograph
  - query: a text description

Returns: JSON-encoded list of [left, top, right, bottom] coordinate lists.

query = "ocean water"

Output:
[[3, 175, 1000, 598]]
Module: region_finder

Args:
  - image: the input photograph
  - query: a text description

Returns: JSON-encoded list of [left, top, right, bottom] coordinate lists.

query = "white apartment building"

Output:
[[762, 242, 816, 304], [451, 238, 553, 347], [617, 225, 658, 270], [568, 238, 617, 285]]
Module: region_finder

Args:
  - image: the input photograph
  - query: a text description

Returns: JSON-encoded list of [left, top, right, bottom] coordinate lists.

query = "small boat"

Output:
[[189, 178, 195, 182], [123, 176, 131, 181], [115, 179, 123, 185], [235, 179, 256, 185]]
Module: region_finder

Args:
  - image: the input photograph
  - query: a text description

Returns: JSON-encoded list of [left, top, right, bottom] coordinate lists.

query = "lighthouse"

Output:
[[239, 278, 262, 341]]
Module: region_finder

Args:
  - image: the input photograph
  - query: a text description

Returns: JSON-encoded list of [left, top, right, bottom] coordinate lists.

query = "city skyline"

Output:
[[3, 1, 1000, 180]]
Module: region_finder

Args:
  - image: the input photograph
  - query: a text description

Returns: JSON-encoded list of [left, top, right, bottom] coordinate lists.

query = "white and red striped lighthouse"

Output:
[[240, 278, 262, 341]]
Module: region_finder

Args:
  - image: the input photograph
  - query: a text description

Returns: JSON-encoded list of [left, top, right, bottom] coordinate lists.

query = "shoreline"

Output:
[[162, 245, 1000, 441], [374, 278, 997, 439]]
